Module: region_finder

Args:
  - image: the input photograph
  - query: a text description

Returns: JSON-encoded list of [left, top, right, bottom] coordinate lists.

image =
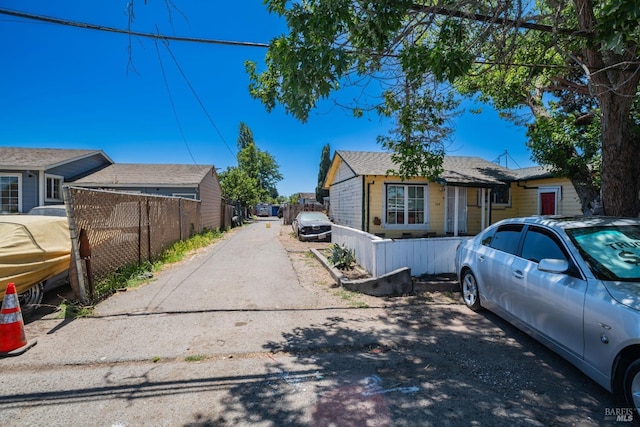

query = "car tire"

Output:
[[18, 282, 44, 316], [461, 270, 482, 311], [623, 359, 640, 417]]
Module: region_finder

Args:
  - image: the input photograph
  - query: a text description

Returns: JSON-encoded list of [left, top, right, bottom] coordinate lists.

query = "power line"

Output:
[[153, 38, 198, 165], [4, 6, 625, 73], [160, 39, 236, 159], [2, 7, 239, 163], [0, 8, 270, 48]]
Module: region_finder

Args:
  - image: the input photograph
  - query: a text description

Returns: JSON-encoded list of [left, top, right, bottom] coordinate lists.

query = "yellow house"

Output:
[[323, 150, 582, 238]]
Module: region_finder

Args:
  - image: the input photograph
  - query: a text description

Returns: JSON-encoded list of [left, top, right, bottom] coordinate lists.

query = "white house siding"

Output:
[[199, 170, 222, 231], [329, 161, 363, 229]]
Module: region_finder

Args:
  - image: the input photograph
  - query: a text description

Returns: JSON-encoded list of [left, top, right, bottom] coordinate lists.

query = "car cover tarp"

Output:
[[0, 215, 71, 298]]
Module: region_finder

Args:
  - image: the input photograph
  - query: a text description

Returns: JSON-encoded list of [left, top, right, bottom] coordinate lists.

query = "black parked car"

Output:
[[292, 211, 332, 242]]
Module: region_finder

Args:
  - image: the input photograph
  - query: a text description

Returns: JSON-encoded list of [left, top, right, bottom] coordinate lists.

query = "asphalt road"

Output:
[[0, 219, 624, 426]]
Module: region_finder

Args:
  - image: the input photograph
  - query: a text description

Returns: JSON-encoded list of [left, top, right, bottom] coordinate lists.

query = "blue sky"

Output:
[[0, 1, 536, 197]]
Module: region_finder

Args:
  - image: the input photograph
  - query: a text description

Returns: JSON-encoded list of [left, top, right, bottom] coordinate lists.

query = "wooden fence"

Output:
[[280, 203, 326, 225]]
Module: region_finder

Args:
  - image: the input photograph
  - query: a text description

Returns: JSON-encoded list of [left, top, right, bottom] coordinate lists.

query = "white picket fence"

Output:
[[331, 224, 470, 277]]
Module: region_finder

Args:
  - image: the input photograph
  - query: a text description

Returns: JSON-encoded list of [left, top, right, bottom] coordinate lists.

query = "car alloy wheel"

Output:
[[461, 270, 481, 311], [18, 282, 45, 316], [623, 359, 640, 418]]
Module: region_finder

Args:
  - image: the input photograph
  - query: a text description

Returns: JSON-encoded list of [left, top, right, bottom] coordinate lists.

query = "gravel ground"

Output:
[[275, 220, 624, 426]]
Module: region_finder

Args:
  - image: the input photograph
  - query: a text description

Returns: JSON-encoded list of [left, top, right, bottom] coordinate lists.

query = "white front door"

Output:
[[446, 186, 467, 235]]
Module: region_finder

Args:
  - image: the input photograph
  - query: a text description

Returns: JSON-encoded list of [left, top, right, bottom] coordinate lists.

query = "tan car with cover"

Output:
[[0, 215, 71, 313]]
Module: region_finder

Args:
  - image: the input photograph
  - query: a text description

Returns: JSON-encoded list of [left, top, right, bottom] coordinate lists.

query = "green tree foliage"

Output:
[[220, 122, 283, 211], [219, 166, 260, 207], [237, 121, 254, 151], [247, 0, 640, 216], [315, 143, 331, 203]]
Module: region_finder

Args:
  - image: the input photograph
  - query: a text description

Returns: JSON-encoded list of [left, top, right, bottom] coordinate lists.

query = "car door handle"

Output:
[[478, 255, 485, 263], [512, 270, 524, 279]]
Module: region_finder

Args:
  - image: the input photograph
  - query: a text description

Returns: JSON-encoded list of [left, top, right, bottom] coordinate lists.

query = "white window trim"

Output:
[[0, 173, 22, 213], [45, 174, 64, 202], [173, 193, 197, 200], [538, 186, 561, 215], [477, 185, 511, 206], [383, 183, 430, 230]]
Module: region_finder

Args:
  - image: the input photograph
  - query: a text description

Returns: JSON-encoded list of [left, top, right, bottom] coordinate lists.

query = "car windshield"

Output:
[[567, 225, 640, 281], [299, 212, 328, 222]]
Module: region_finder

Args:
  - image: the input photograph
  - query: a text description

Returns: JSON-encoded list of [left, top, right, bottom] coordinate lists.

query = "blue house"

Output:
[[0, 147, 224, 230], [0, 147, 113, 214]]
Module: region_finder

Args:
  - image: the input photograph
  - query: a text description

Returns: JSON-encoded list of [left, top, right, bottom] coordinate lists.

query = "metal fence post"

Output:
[[63, 186, 88, 305]]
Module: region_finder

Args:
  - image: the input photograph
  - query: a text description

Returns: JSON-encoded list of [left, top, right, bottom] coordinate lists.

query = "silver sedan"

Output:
[[455, 216, 640, 416]]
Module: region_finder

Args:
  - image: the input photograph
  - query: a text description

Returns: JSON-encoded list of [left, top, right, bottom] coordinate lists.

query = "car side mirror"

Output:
[[538, 258, 569, 274]]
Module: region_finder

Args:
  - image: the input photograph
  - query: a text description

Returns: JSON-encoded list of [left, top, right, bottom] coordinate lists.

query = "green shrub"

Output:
[[327, 243, 356, 270]]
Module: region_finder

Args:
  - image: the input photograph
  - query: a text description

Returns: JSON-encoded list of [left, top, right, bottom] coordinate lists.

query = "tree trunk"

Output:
[[571, 178, 603, 216], [573, 0, 640, 217], [599, 96, 640, 216]]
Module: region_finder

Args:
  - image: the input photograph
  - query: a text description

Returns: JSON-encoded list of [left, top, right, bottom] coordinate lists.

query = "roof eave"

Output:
[[46, 150, 113, 170]]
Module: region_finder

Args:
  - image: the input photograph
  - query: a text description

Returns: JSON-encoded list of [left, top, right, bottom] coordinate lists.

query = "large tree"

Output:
[[219, 166, 260, 208], [237, 121, 254, 151], [315, 143, 331, 203], [220, 122, 283, 208], [247, 0, 640, 216]]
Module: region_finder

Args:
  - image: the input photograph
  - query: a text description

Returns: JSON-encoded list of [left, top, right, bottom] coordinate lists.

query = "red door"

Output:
[[540, 192, 556, 215]]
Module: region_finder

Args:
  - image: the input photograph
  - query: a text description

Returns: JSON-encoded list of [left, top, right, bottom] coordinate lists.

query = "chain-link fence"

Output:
[[64, 186, 202, 302]]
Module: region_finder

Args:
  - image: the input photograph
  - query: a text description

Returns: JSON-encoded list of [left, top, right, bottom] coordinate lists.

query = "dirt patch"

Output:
[[276, 222, 462, 306]]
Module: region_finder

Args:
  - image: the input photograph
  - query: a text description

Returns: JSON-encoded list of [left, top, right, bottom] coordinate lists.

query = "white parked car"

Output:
[[455, 216, 640, 414], [27, 204, 67, 217]]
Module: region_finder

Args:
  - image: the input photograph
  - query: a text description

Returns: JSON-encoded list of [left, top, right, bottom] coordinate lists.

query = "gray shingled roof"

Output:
[[0, 147, 110, 169], [72, 164, 213, 186], [336, 150, 517, 186], [511, 165, 553, 180]]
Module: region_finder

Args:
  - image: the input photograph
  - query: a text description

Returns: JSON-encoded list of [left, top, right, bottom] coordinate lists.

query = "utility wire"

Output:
[[2, 6, 238, 161], [160, 39, 236, 159], [153, 37, 198, 165], [3, 7, 620, 72], [0, 8, 269, 48]]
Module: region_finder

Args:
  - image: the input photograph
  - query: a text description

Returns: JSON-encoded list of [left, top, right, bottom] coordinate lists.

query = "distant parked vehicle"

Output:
[[292, 211, 332, 242], [257, 206, 270, 217], [28, 204, 67, 217], [455, 215, 640, 416]]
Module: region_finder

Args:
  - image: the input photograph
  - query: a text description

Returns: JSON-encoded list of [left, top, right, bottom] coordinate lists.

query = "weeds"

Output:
[[185, 354, 206, 362], [333, 288, 369, 308], [55, 300, 94, 318]]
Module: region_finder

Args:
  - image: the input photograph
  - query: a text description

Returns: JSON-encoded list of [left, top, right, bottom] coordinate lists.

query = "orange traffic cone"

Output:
[[0, 283, 37, 357]]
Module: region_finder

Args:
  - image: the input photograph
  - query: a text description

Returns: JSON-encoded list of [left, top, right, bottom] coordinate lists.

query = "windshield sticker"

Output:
[[575, 230, 640, 279]]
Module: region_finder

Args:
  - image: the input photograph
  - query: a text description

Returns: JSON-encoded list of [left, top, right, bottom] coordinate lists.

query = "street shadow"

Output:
[[219, 303, 619, 426], [1, 304, 621, 426]]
